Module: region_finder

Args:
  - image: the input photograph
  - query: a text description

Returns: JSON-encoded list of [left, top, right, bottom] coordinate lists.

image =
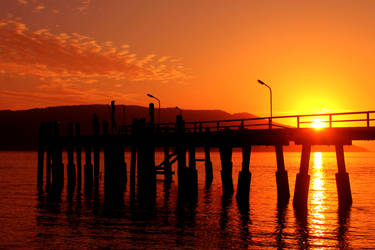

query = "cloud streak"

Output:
[[0, 20, 189, 84]]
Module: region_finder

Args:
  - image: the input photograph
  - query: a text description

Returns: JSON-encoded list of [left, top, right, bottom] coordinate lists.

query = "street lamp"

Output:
[[147, 93, 160, 124], [176, 106, 182, 116], [257, 79, 272, 129]]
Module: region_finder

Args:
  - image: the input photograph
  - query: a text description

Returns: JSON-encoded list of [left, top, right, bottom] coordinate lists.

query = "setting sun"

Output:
[[311, 119, 327, 129]]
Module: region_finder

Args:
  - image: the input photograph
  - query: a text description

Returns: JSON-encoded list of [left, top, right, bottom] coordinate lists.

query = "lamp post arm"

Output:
[[263, 83, 272, 128], [155, 98, 161, 124]]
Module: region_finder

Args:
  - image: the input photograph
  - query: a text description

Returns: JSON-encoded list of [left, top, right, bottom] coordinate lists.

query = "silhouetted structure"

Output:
[[37, 109, 375, 210]]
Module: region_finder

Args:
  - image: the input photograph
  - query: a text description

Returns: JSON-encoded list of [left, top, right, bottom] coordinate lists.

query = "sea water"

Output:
[[0, 151, 375, 248]]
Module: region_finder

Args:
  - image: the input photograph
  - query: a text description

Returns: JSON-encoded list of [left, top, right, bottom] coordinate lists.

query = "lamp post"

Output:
[[257, 79, 272, 129], [147, 93, 160, 124], [176, 106, 182, 116]]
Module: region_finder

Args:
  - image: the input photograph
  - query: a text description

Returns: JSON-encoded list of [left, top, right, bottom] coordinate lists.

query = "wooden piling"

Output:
[[52, 121, 64, 192], [293, 144, 311, 209], [136, 117, 156, 201], [130, 119, 137, 198], [67, 122, 76, 190], [103, 121, 110, 195], [204, 145, 213, 187], [236, 145, 251, 201], [219, 145, 234, 196], [119, 145, 127, 191], [75, 122, 82, 189], [187, 146, 198, 198], [84, 144, 93, 192], [37, 122, 45, 188], [93, 114, 100, 186], [335, 144, 352, 206], [164, 145, 172, 183], [45, 122, 52, 190], [275, 145, 290, 203], [176, 115, 187, 195]]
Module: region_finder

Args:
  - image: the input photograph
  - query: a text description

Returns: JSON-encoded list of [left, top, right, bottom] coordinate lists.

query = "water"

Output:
[[1, 151, 375, 248]]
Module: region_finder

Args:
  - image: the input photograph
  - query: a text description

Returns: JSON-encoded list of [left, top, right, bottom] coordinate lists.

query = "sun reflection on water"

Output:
[[310, 152, 328, 247]]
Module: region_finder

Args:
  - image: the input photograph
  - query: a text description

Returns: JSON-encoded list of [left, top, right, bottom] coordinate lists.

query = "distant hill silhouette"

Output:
[[0, 104, 368, 152]]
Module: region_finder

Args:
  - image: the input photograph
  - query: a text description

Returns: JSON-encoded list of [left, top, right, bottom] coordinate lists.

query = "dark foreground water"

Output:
[[1, 151, 375, 248]]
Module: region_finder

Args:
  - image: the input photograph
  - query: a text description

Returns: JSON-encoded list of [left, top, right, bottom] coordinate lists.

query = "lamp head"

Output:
[[257, 79, 265, 85], [147, 93, 154, 98]]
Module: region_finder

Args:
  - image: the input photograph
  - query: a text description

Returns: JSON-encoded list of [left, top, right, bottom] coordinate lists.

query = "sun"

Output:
[[311, 119, 326, 129]]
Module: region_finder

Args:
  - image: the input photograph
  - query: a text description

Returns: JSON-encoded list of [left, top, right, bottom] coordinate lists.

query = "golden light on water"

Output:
[[310, 152, 328, 246]]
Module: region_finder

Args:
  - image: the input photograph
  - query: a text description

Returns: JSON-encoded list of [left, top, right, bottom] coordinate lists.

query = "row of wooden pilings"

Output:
[[37, 115, 352, 208]]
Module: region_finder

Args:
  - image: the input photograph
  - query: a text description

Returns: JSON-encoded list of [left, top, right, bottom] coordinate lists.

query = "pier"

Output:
[[37, 106, 375, 209]]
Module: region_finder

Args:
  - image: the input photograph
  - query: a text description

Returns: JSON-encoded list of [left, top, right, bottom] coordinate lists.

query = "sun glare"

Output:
[[311, 119, 326, 129]]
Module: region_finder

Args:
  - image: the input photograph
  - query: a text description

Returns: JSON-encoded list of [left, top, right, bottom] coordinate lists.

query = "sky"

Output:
[[1, 0, 375, 117]]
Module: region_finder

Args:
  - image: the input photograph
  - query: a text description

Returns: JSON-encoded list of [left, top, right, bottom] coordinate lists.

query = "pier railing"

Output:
[[119, 110, 375, 134]]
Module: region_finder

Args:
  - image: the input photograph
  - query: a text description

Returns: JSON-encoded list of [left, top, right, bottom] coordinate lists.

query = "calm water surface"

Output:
[[1, 151, 375, 248]]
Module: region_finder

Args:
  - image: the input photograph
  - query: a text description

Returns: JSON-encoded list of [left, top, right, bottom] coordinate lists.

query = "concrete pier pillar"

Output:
[[236, 145, 252, 201], [37, 122, 45, 188], [67, 122, 76, 190], [293, 144, 311, 209], [204, 145, 213, 187], [219, 145, 234, 196], [275, 145, 290, 203], [335, 144, 352, 206]]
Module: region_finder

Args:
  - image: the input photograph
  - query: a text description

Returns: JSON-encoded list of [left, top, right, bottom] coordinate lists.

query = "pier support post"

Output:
[[84, 144, 93, 192], [119, 145, 127, 191], [187, 146, 198, 198], [93, 114, 100, 186], [236, 145, 252, 201], [204, 145, 213, 187], [52, 121, 64, 192], [67, 122, 76, 191], [219, 145, 234, 196], [164, 145, 172, 183], [37, 122, 45, 188], [275, 145, 290, 203], [130, 119, 137, 198], [45, 122, 52, 190], [136, 117, 156, 201], [176, 115, 187, 195], [75, 122, 82, 188], [293, 144, 311, 209], [335, 144, 352, 206], [103, 121, 110, 195]]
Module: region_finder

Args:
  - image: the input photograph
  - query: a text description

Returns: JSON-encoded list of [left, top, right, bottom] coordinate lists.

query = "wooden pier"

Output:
[[37, 107, 375, 209]]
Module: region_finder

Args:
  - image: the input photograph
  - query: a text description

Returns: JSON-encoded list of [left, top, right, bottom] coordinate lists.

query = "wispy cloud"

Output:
[[0, 20, 189, 84], [17, 0, 28, 4], [77, 0, 92, 12], [0, 87, 137, 110], [34, 4, 46, 12]]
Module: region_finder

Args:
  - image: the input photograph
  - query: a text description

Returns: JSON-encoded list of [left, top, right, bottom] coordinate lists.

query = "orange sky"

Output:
[[1, 0, 375, 117]]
